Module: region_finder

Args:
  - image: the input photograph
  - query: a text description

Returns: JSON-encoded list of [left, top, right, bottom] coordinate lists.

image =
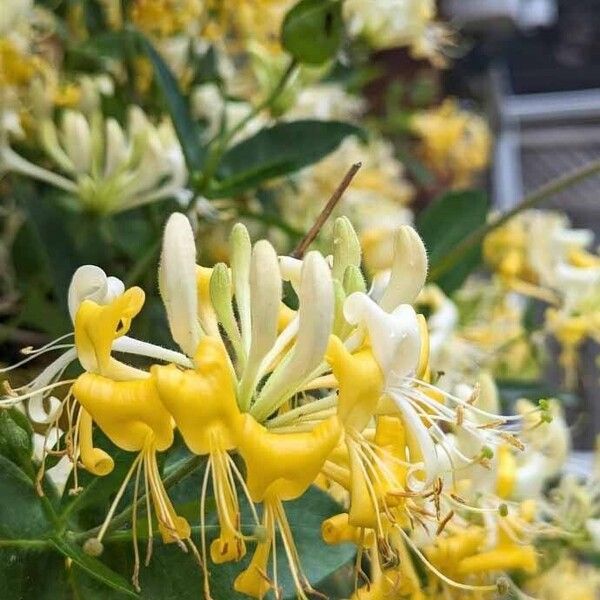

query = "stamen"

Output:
[[96, 453, 143, 544], [200, 459, 213, 600], [436, 510, 455, 535], [144, 460, 154, 566], [1, 379, 76, 404], [0, 343, 74, 373], [131, 455, 144, 592]]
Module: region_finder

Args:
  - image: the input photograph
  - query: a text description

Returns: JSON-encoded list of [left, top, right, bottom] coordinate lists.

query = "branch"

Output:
[[291, 162, 362, 259]]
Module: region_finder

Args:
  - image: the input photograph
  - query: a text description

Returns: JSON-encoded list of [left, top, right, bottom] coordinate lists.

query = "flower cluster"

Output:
[[410, 99, 492, 188], [3, 212, 556, 599], [484, 209, 600, 385]]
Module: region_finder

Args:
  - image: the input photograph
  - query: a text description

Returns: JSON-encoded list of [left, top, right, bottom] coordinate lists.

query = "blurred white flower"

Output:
[[2, 106, 190, 213]]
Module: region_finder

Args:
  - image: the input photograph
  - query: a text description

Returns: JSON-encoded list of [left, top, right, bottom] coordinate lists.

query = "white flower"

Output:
[[0, 0, 32, 35], [4, 106, 189, 213]]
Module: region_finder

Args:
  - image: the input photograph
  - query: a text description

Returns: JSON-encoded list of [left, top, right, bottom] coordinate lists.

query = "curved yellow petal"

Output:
[[78, 408, 114, 475], [496, 444, 517, 499], [238, 414, 342, 503], [326, 335, 383, 433], [457, 546, 538, 576], [74, 287, 146, 380], [73, 373, 174, 452], [152, 337, 242, 455]]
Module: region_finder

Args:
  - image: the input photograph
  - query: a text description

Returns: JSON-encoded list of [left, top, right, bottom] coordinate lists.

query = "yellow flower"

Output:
[[5, 212, 539, 599], [411, 99, 491, 187], [152, 337, 247, 569], [525, 558, 600, 600], [130, 0, 202, 38], [235, 414, 342, 599]]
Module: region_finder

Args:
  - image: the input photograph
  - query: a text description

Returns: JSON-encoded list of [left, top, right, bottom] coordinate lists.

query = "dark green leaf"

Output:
[[80, 486, 353, 599], [0, 454, 52, 539], [0, 548, 70, 600], [496, 379, 579, 410], [49, 537, 138, 598], [418, 190, 489, 294], [210, 120, 363, 197], [282, 0, 344, 65], [0, 410, 33, 469], [138, 34, 205, 171]]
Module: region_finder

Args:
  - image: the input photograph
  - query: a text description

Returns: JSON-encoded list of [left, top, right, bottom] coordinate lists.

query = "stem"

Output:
[[221, 58, 298, 149], [72, 455, 204, 543], [429, 158, 600, 281], [291, 162, 362, 259], [198, 58, 299, 192]]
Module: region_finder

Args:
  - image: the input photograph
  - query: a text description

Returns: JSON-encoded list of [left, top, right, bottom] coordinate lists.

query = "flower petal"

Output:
[[379, 225, 428, 311], [158, 212, 202, 357]]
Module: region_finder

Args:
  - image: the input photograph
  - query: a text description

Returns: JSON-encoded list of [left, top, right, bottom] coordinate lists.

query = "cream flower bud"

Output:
[[104, 118, 129, 178], [238, 240, 282, 409], [159, 213, 202, 357], [252, 251, 334, 421], [379, 226, 428, 312], [230, 223, 252, 353], [39, 119, 75, 174], [279, 256, 303, 293], [61, 111, 92, 174]]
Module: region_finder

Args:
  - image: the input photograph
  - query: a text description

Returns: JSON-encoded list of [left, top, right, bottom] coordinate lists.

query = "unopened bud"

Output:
[[332, 217, 361, 282]]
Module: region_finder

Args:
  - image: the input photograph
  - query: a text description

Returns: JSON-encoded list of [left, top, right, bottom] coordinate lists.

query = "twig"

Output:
[[291, 162, 362, 259]]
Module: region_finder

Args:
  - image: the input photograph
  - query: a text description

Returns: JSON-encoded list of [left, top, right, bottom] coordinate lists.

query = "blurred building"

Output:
[[443, 0, 600, 447]]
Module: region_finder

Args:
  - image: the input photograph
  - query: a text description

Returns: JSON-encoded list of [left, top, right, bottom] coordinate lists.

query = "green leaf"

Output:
[[0, 410, 33, 470], [49, 537, 138, 598], [210, 120, 363, 197], [418, 190, 489, 295], [0, 454, 52, 540], [282, 0, 344, 65], [0, 548, 70, 600], [496, 379, 579, 410], [138, 34, 205, 171], [79, 486, 353, 599]]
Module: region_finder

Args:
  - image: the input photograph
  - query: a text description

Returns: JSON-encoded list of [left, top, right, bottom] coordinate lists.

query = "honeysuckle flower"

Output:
[[1, 265, 125, 423], [2, 105, 189, 213], [5, 211, 540, 599], [72, 373, 193, 590], [484, 209, 600, 385], [411, 99, 491, 187], [343, 0, 452, 66], [0, 0, 33, 36], [525, 558, 600, 600], [424, 510, 538, 589]]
